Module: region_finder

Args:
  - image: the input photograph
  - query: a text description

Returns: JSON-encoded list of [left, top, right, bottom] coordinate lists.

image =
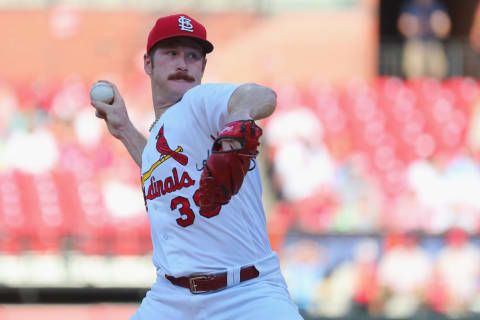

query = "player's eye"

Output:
[[187, 52, 198, 59], [166, 50, 177, 56]]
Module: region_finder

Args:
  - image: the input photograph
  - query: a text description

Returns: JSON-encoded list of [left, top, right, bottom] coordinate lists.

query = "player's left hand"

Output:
[[220, 139, 242, 151], [198, 120, 262, 215]]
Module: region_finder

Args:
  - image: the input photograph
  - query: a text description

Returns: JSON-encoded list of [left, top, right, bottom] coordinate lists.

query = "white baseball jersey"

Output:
[[141, 83, 272, 277]]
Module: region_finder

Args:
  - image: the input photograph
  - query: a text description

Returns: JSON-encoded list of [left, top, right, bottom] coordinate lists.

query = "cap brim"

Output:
[[148, 35, 214, 54], [190, 38, 214, 54]]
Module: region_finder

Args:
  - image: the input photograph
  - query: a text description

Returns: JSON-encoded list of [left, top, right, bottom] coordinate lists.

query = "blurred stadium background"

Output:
[[2, 0, 480, 319]]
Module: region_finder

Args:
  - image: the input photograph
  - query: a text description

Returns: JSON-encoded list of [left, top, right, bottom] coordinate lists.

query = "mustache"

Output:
[[168, 72, 195, 82]]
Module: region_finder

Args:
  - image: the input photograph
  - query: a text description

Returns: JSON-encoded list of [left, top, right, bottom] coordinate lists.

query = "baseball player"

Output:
[[90, 13, 303, 319]]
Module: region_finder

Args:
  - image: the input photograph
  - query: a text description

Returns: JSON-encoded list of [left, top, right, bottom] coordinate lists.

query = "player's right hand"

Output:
[[90, 80, 132, 140]]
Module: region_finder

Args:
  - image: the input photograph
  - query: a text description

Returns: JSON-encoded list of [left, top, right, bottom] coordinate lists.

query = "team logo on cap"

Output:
[[178, 16, 194, 32]]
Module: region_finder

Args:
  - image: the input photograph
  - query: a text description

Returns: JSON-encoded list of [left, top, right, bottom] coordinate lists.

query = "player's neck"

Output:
[[150, 102, 174, 132], [152, 93, 182, 119], [153, 102, 174, 119]]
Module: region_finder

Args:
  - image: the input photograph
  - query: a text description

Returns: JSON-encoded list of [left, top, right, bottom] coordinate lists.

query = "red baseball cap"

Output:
[[147, 14, 214, 54]]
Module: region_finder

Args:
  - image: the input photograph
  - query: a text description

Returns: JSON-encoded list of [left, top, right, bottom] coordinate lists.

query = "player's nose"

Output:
[[175, 52, 188, 70]]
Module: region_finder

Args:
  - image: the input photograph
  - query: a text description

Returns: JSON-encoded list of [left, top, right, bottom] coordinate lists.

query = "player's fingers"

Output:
[[109, 83, 123, 103], [221, 140, 229, 150], [232, 140, 242, 149], [95, 109, 106, 119], [91, 99, 113, 115], [221, 139, 241, 151]]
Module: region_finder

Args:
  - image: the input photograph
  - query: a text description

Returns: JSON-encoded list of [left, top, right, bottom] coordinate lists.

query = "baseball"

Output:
[[90, 82, 114, 104]]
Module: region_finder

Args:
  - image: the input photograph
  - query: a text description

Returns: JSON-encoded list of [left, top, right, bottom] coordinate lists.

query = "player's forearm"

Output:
[[227, 83, 277, 122], [117, 122, 147, 168]]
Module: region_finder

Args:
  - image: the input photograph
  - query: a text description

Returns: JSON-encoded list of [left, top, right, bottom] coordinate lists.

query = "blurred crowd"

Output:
[[0, 75, 154, 254], [265, 76, 480, 235], [281, 229, 480, 319]]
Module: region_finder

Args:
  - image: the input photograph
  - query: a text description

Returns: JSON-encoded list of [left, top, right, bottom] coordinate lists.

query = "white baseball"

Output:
[[90, 83, 114, 104]]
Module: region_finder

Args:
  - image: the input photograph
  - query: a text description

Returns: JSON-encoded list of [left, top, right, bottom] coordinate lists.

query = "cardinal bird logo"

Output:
[[141, 125, 189, 186], [156, 125, 188, 166]]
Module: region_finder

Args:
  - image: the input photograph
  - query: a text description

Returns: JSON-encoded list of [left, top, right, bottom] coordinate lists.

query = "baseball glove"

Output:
[[197, 120, 262, 216]]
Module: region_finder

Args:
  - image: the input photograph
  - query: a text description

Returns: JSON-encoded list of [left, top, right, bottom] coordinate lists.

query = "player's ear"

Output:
[[202, 57, 207, 73], [144, 52, 153, 76]]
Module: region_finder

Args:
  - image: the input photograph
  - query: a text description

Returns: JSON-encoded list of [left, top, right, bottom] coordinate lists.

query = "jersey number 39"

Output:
[[170, 189, 221, 227]]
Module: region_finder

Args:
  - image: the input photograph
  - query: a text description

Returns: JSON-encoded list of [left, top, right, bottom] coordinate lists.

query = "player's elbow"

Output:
[[245, 83, 277, 120], [228, 83, 277, 121], [260, 85, 277, 118]]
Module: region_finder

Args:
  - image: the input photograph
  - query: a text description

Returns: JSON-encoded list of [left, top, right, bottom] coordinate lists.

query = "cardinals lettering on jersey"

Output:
[[145, 168, 195, 200]]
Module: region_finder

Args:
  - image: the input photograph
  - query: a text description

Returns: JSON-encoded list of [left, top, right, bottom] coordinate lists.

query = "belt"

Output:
[[165, 265, 259, 294]]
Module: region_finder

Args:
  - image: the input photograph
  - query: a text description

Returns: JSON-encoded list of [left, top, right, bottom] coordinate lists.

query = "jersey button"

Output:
[[163, 234, 168, 240]]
